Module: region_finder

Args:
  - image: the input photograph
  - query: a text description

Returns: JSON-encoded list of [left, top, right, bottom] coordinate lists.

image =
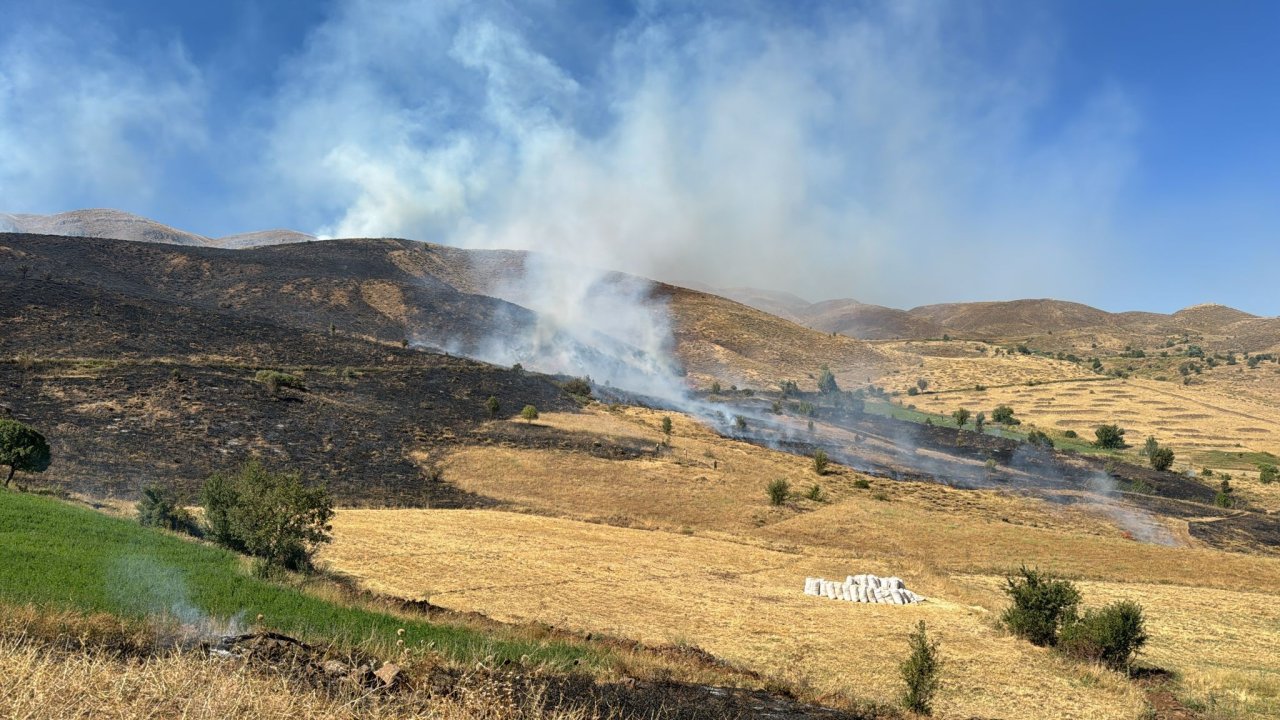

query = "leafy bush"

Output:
[[202, 460, 333, 571], [900, 620, 942, 715], [1214, 476, 1235, 508], [485, 396, 500, 418], [521, 405, 539, 424], [1094, 424, 1128, 449], [1059, 600, 1148, 672], [136, 485, 200, 536], [804, 484, 825, 502], [991, 405, 1019, 425], [951, 407, 971, 428], [1063, 430, 1079, 439], [1026, 429, 1055, 450], [1150, 446, 1175, 472], [766, 479, 789, 506], [907, 386, 919, 396], [1259, 463, 1278, 484], [812, 449, 830, 476], [0, 419, 51, 488], [1002, 566, 1081, 647], [561, 377, 592, 397], [661, 416, 673, 436], [852, 478, 871, 489]]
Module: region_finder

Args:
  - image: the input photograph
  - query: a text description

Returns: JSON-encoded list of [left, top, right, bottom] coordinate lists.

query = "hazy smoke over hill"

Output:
[[265, 0, 1136, 308]]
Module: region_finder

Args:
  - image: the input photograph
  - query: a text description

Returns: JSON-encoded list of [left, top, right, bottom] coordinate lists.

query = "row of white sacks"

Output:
[[803, 574, 924, 605]]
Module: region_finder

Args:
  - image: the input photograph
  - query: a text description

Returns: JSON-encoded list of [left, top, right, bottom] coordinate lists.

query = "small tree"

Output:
[[0, 419, 51, 488], [1002, 566, 1081, 647], [952, 408, 971, 429], [916, 378, 929, 393], [1215, 476, 1235, 508], [1094, 424, 1128, 449], [813, 449, 830, 476], [974, 412, 986, 434], [485, 396, 501, 418], [991, 405, 1019, 425], [201, 460, 333, 571], [521, 405, 539, 424], [661, 416, 673, 436], [710, 381, 722, 394], [734, 415, 747, 431], [767, 478, 789, 506], [562, 377, 592, 397], [1143, 436, 1160, 463], [900, 621, 942, 716], [1150, 446, 1175, 472], [817, 365, 839, 395]]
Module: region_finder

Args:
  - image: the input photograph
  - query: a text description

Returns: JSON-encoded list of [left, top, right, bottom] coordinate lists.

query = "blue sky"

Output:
[[1, 1, 1276, 314]]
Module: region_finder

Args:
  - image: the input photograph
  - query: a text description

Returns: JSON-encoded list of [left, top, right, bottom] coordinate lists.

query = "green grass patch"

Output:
[[0, 490, 596, 669], [1192, 450, 1280, 472]]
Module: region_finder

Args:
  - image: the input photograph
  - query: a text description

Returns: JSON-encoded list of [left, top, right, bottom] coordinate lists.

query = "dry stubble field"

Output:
[[321, 407, 1280, 719]]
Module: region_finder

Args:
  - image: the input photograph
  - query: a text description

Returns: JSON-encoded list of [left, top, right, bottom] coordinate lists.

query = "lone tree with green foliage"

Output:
[[1093, 424, 1128, 449], [485, 396, 501, 418], [900, 620, 942, 715], [521, 404, 539, 424], [0, 419, 50, 488], [974, 412, 986, 434], [812, 449, 830, 476], [202, 459, 333, 571], [952, 407, 971, 429], [991, 405, 1019, 425], [661, 416, 673, 437], [916, 378, 929, 393], [1143, 436, 1160, 462], [1002, 566, 1081, 647], [817, 365, 839, 395]]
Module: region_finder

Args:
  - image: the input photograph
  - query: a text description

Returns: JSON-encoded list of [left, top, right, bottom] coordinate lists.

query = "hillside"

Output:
[[802, 299, 947, 340], [0, 209, 317, 249], [906, 298, 1120, 337]]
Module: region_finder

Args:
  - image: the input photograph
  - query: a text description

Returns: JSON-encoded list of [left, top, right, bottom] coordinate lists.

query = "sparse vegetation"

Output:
[[1026, 429, 1055, 450], [900, 620, 942, 715], [202, 460, 333, 572], [804, 484, 825, 502], [485, 395, 501, 418], [254, 369, 305, 395], [1215, 476, 1235, 508], [562, 376, 592, 397], [812, 449, 830, 475], [661, 416, 673, 436], [852, 478, 871, 489], [0, 419, 50, 488], [952, 407, 971, 429], [766, 478, 790, 506]]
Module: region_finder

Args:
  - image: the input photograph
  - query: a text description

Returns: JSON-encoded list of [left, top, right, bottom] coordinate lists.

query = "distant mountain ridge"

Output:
[[0, 209, 316, 249], [5, 209, 1270, 348]]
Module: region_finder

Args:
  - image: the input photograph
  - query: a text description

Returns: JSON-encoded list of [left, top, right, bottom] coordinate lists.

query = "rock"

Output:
[[322, 659, 350, 677], [374, 662, 402, 688]]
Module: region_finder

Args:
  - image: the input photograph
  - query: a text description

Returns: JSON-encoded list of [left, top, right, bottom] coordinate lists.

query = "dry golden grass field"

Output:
[[319, 406, 1280, 719], [902, 375, 1280, 510]]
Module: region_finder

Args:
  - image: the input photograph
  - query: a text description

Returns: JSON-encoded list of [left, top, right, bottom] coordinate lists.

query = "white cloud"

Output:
[[0, 18, 206, 213]]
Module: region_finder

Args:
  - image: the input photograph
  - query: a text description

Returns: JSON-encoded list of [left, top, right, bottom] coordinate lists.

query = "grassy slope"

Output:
[[0, 489, 592, 668]]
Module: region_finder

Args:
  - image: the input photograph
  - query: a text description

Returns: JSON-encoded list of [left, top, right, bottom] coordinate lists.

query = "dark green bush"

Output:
[[1093, 424, 1128, 449], [900, 620, 942, 715], [0, 419, 51, 488], [136, 485, 201, 536], [1259, 463, 1278, 484], [852, 478, 871, 489], [1001, 566, 1081, 647], [561, 377, 592, 397], [1150, 446, 1175, 472], [254, 369, 306, 395], [1059, 600, 1148, 672], [991, 405, 1019, 425], [1026, 429, 1055, 450], [767, 479, 789, 506], [804, 484, 825, 502], [202, 460, 333, 571]]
